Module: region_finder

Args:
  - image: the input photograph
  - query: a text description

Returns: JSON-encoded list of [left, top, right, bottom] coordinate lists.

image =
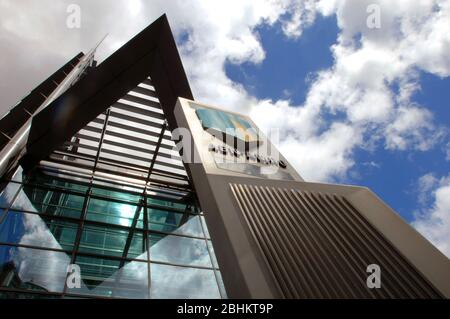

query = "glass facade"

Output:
[[0, 167, 226, 299], [0, 56, 228, 301]]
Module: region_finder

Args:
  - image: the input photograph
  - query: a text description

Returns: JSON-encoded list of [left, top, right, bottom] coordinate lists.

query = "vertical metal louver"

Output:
[[38, 77, 191, 201], [230, 183, 443, 299]]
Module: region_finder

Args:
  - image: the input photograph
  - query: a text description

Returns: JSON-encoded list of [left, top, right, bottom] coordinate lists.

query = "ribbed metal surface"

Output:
[[38, 76, 191, 204], [230, 184, 442, 299]]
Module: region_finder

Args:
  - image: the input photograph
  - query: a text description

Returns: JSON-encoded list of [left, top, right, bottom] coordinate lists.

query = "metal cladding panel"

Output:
[[230, 184, 443, 299], [0, 53, 84, 150]]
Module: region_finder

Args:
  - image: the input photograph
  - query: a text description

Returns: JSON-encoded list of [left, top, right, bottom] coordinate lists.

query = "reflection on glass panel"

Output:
[[215, 270, 228, 299], [0, 169, 227, 299], [207, 240, 219, 269], [91, 186, 141, 204], [0, 291, 60, 299], [10, 166, 24, 183], [0, 212, 77, 251], [24, 171, 89, 194], [0, 245, 70, 293], [0, 182, 21, 209], [12, 186, 84, 218], [86, 198, 143, 228], [200, 216, 211, 239], [68, 255, 149, 298], [148, 198, 191, 212], [150, 234, 211, 267], [79, 225, 146, 260], [171, 215, 204, 238], [150, 263, 220, 299], [149, 209, 203, 237]]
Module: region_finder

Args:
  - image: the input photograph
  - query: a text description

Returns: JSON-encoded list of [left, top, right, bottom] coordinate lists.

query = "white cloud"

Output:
[[281, 0, 317, 38], [413, 174, 450, 258], [385, 106, 438, 151], [270, 0, 450, 180], [446, 143, 450, 161], [280, 123, 362, 181], [416, 173, 439, 205]]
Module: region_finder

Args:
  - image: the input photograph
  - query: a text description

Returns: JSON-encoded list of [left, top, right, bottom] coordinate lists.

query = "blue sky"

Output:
[[348, 71, 450, 222], [224, 13, 449, 227], [226, 15, 338, 105]]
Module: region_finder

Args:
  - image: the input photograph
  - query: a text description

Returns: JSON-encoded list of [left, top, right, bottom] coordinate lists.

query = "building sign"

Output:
[[173, 99, 302, 181], [207, 144, 287, 169], [195, 106, 287, 170]]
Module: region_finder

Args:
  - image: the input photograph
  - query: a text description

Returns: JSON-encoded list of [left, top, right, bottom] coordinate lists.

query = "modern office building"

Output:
[[0, 15, 449, 299]]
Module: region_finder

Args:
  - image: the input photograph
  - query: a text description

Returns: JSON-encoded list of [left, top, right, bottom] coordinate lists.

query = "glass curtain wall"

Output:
[[0, 167, 226, 299], [0, 75, 227, 299]]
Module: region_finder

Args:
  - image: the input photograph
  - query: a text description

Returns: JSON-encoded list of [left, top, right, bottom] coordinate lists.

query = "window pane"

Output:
[[86, 198, 143, 228], [172, 215, 204, 237], [200, 216, 211, 239], [24, 172, 89, 194], [215, 270, 227, 298], [10, 166, 24, 183], [12, 186, 84, 218], [150, 234, 212, 267], [91, 186, 142, 204], [78, 225, 147, 260], [0, 291, 60, 299], [207, 240, 219, 269], [0, 245, 70, 293], [0, 182, 21, 209], [67, 255, 149, 298], [148, 197, 193, 212], [0, 212, 77, 251], [150, 263, 220, 299], [148, 209, 203, 237]]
